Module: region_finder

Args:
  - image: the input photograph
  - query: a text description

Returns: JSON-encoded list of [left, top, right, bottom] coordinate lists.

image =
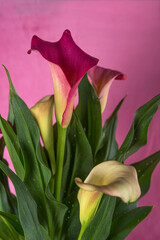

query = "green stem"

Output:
[[48, 146, 56, 176], [55, 124, 67, 201], [77, 224, 86, 240]]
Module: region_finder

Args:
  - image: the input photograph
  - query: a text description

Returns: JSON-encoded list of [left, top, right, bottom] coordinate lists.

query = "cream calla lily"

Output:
[[75, 161, 141, 227], [30, 95, 56, 174]]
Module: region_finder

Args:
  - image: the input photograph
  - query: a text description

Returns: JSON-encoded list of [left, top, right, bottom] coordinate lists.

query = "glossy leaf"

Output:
[[10, 91, 67, 234], [0, 117, 24, 180], [132, 151, 160, 197], [108, 206, 152, 240], [96, 97, 125, 164], [10, 92, 49, 225], [62, 191, 81, 240], [81, 195, 116, 240], [64, 113, 93, 196], [116, 94, 160, 162], [0, 161, 50, 240], [113, 198, 138, 221], [76, 74, 102, 156]]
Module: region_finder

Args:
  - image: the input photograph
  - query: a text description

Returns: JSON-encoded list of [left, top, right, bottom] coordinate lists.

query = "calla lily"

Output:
[[75, 161, 141, 228], [88, 66, 126, 113], [28, 30, 98, 128], [30, 95, 56, 174]]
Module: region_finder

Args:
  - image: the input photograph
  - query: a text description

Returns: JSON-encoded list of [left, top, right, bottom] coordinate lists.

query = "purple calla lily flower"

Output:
[[28, 30, 98, 127]]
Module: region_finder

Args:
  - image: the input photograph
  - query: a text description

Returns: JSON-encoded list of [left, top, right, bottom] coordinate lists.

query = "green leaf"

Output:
[[0, 230, 10, 240], [0, 137, 5, 160], [0, 117, 24, 180], [132, 151, 160, 197], [96, 97, 125, 164], [0, 211, 24, 236], [10, 91, 67, 235], [0, 160, 50, 240], [82, 196, 116, 240], [2, 65, 17, 125], [62, 191, 81, 240], [10, 92, 49, 224], [62, 113, 93, 198], [0, 183, 11, 213], [116, 94, 160, 162], [0, 159, 17, 215], [76, 75, 102, 156], [108, 206, 152, 240]]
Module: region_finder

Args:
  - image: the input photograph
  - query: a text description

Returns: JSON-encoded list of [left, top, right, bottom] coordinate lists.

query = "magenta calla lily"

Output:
[[28, 30, 98, 127], [88, 66, 126, 113]]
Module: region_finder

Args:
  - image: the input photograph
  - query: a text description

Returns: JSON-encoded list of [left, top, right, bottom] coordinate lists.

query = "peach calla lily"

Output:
[[88, 66, 126, 113], [30, 95, 56, 174], [28, 30, 98, 128], [75, 161, 141, 227]]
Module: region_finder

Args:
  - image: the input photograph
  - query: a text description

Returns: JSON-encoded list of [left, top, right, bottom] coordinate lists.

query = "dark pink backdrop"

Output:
[[0, 1, 160, 239]]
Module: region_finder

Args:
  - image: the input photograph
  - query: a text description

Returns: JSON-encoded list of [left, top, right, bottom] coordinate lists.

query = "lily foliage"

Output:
[[0, 30, 160, 240]]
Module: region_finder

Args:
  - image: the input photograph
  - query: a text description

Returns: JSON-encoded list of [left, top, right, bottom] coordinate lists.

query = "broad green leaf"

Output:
[[81, 196, 116, 240], [0, 211, 24, 236], [108, 206, 152, 240], [76, 74, 102, 156], [10, 91, 67, 234], [10, 91, 49, 226], [112, 198, 138, 236], [62, 113, 93, 198], [116, 94, 160, 162], [96, 97, 125, 164], [62, 191, 81, 240], [132, 151, 160, 197], [0, 160, 50, 240], [0, 117, 24, 180]]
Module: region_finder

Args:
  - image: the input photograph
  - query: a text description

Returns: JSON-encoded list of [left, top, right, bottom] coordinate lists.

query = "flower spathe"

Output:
[[75, 161, 141, 227], [88, 66, 126, 113], [30, 95, 56, 174], [28, 30, 99, 127]]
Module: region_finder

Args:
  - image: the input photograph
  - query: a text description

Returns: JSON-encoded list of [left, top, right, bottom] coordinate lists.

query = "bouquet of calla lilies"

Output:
[[0, 30, 160, 240]]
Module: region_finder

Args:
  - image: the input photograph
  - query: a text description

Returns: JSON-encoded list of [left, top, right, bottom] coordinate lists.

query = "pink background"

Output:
[[0, 1, 160, 239]]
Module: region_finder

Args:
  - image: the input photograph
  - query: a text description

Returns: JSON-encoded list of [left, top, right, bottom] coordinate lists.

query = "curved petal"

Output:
[[29, 30, 98, 87], [75, 161, 141, 203], [77, 189, 103, 226], [30, 95, 56, 173], [61, 80, 80, 127], [88, 66, 126, 113], [28, 30, 99, 126], [49, 62, 71, 124]]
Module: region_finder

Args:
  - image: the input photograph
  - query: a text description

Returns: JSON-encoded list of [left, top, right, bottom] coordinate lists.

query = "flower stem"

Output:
[[77, 224, 86, 240], [55, 124, 67, 201]]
